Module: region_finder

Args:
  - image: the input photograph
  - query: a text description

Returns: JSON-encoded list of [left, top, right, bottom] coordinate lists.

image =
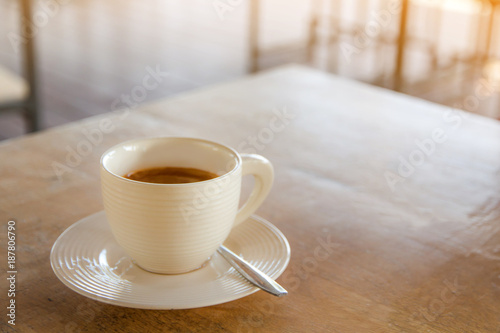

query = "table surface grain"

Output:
[[2, 65, 500, 332]]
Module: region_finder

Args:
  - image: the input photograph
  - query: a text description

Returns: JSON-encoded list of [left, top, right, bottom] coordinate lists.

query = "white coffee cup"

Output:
[[100, 137, 274, 274]]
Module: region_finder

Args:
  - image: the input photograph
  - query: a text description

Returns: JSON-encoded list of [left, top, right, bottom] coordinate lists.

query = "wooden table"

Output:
[[2, 65, 500, 332]]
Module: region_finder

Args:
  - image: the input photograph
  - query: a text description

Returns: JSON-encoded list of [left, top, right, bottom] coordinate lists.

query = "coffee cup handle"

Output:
[[233, 154, 274, 227]]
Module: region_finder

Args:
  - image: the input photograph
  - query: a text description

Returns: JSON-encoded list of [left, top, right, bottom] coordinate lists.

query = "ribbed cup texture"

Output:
[[101, 167, 242, 274]]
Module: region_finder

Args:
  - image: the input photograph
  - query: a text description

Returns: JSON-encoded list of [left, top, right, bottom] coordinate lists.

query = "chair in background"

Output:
[[249, 0, 499, 117], [0, 0, 39, 134], [319, 0, 401, 86], [249, 0, 402, 86], [395, 0, 499, 117], [248, 0, 319, 73]]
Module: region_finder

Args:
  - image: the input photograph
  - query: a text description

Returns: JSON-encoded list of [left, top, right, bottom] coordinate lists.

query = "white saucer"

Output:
[[50, 211, 290, 309]]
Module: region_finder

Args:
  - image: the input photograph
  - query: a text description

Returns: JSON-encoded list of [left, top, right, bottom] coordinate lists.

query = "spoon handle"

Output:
[[217, 245, 288, 297]]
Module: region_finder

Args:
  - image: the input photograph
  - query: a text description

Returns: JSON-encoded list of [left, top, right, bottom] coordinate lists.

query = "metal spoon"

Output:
[[217, 245, 288, 297]]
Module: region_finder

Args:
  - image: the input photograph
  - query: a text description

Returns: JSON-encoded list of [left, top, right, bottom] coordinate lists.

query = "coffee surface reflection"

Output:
[[124, 167, 218, 184]]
